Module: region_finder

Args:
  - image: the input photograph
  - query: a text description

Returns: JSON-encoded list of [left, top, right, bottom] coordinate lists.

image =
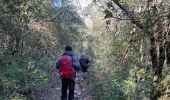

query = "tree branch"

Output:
[[112, 0, 152, 35], [111, 16, 130, 20]]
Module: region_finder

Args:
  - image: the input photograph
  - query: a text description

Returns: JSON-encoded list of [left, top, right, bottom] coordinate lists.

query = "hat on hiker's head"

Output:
[[65, 45, 72, 51], [80, 52, 86, 58]]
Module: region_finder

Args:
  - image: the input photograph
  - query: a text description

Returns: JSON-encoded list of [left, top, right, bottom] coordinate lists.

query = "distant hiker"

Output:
[[56, 45, 80, 100], [79, 52, 91, 78]]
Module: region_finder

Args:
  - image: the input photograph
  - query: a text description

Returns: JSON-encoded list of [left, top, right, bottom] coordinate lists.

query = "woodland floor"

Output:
[[33, 71, 93, 100]]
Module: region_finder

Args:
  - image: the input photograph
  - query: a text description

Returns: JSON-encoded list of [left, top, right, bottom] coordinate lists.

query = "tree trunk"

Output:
[[159, 19, 170, 100], [160, 39, 170, 100], [150, 37, 159, 100]]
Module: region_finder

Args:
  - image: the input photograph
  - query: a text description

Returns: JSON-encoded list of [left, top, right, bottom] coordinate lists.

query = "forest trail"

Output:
[[34, 72, 93, 100]]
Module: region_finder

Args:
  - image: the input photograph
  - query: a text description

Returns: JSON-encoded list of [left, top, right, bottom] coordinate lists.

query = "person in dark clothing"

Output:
[[79, 52, 91, 78], [56, 46, 80, 100]]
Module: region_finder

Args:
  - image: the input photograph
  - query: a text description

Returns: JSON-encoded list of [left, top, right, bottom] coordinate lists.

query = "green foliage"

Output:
[[1, 0, 169, 99], [0, 0, 90, 98], [0, 54, 52, 99], [104, 9, 113, 18]]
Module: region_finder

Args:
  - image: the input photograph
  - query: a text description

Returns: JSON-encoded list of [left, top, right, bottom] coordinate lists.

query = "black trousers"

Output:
[[82, 66, 89, 72], [61, 78, 75, 100]]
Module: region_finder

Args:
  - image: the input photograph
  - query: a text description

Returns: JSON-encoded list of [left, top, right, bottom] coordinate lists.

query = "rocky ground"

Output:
[[34, 72, 93, 100]]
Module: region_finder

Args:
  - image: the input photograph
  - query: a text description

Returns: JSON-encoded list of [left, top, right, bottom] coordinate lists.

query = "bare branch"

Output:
[[111, 16, 130, 20], [112, 0, 152, 35]]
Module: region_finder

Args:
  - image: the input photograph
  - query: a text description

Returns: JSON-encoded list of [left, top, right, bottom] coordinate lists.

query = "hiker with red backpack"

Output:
[[56, 46, 80, 100]]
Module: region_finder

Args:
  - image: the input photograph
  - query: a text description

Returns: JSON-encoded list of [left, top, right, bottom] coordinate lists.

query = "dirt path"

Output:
[[34, 72, 93, 100]]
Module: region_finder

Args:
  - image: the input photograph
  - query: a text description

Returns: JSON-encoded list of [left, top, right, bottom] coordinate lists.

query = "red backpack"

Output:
[[59, 55, 74, 79]]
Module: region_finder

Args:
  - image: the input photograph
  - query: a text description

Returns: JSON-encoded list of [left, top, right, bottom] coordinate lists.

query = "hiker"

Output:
[[79, 52, 91, 78], [56, 45, 80, 100]]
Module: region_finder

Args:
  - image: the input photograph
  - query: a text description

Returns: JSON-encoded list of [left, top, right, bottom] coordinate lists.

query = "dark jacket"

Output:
[[56, 51, 80, 80]]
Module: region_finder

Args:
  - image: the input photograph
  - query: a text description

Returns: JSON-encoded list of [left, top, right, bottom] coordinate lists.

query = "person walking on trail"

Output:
[[56, 46, 80, 100], [79, 52, 91, 78]]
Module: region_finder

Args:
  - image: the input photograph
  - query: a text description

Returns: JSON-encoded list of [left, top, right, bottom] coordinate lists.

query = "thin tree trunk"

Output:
[[150, 37, 159, 100], [159, 17, 170, 99]]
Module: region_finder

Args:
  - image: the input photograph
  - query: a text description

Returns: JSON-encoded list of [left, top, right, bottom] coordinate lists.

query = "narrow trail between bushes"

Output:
[[33, 72, 93, 100]]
